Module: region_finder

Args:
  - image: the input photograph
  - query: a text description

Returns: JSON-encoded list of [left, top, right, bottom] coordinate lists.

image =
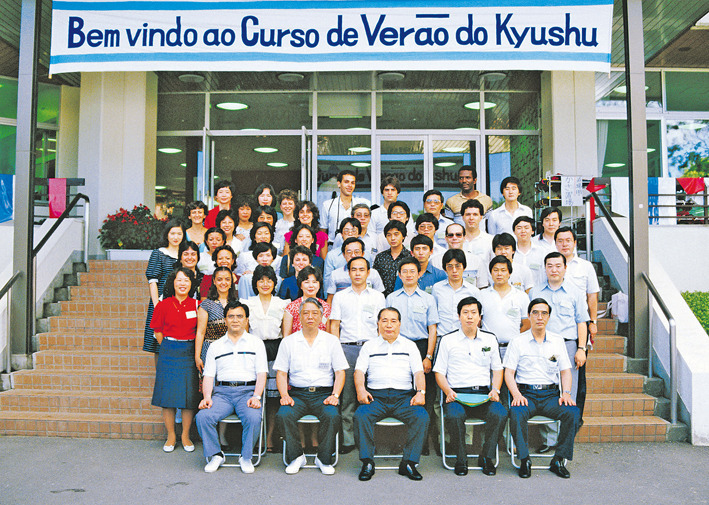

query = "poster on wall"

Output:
[[50, 0, 614, 74], [0, 174, 13, 224]]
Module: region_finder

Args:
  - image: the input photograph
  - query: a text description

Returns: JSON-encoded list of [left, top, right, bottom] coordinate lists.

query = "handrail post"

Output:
[[669, 319, 678, 424], [84, 199, 90, 265], [585, 197, 592, 261]]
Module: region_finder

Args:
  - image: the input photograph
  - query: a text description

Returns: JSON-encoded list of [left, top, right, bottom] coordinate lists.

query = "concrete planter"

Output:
[[106, 249, 152, 261]]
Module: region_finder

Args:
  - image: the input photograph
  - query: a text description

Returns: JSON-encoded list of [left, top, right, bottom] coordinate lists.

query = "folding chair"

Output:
[[219, 401, 267, 468], [439, 395, 499, 471], [282, 415, 339, 468], [508, 415, 562, 469], [372, 417, 406, 470]]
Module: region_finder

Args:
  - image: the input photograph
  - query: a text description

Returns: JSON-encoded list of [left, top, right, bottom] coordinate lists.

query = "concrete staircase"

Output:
[[0, 260, 164, 439]]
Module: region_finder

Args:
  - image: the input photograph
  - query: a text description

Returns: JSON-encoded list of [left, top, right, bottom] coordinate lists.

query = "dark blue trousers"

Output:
[[353, 388, 429, 464], [275, 390, 340, 465], [443, 388, 508, 463], [509, 388, 580, 461]]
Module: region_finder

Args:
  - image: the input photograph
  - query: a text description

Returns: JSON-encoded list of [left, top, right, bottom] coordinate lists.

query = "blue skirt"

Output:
[[151, 339, 200, 409]]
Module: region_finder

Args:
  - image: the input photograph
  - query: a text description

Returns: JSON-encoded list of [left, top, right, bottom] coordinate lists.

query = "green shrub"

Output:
[[98, 204, 167, 250], [681, 291, 709, 336]]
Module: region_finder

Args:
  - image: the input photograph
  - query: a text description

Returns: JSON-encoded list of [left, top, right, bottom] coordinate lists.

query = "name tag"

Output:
[[185, 311, 197, 319], [412, 304, 426, 314], [362, 304, 375, 315], [507, 307, 521, 318]]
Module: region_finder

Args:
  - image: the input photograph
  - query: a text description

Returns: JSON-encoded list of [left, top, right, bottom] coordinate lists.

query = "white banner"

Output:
[[50, 0, 614, 74]]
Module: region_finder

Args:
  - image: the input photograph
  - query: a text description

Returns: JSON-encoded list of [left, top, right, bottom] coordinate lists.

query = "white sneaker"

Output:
[[204, 454, 225, 473], [285, 454, 307, 475], [314, 457, 335, 475], [239, 457, 255, 474]]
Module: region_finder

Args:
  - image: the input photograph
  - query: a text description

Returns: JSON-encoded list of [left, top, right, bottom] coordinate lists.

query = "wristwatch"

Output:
[[417, 389, 426, 395], [425, 354, 433, 360], [252, 394, 262, 400], [578, 346, 588, 352], [563, 390, 571, 395], [492, 388, 501, 394], [590, 320, 597, 324], [332, 393, 340, 399]]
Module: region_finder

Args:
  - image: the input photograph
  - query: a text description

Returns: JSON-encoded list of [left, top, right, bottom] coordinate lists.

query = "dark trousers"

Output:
[[275, 390, 340, 465], [509, 387, 580, 461], [413, 338, 438, 445], [353, 388, 429, 464], [443, 388, 508, 463]]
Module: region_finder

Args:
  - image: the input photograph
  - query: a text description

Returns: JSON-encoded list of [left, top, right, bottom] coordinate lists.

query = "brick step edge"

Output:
[[0, 412, 165, 440], [575, 416, 670, 443]]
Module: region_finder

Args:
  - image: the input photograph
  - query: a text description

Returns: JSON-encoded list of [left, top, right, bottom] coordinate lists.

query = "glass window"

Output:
[[484, 92, 538, 130], [210, 93, 310, 130], [158, 94, 205, 131], [156, 136, 203, 215], [0, 125, 16, 175], [667, 120, 709, 177], [595, 71, 662, 110], [316, 135, 371, 209], [378, 71, 480, 91], [379, 139, 424, 216], [380, 92, 480, 130], [666, 72, 709, 112], [432, 138, 476, 204], [597, 120, 662, 178], [0, 78, 18, 120], [487, 135, 539, 208], [37, 84, 61, 125]]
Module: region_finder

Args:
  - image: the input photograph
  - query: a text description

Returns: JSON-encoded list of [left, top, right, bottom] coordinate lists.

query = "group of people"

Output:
[[143, 166, 599, 480]]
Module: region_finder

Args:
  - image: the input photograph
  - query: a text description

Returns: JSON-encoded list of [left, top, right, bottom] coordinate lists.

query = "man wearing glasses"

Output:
[[430, 223, 488, 289]]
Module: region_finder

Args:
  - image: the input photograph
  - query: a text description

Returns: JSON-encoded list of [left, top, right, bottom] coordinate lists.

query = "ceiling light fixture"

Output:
[[442, 147, 467, 153], [377, 71, 406, 81], [216, 102, 248, 110], [351, 162, 371, 167], [267, 162, 289, 167], [612, 85, 649, 94], [480, 71, 507, 82], [464, 101, 496, 110], [647, 148, 656, 153], [435, 162, 458, 167], [178, 73, 205, 83], [155, 185, 167, 190], [254, 147, 278, 153], [605, 163, 626, 168], [158, 148, 182, 154], [277, 72, 305, 82], [349, 146, 371, 153]]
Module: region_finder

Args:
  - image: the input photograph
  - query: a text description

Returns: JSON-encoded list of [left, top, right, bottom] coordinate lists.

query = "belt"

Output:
[[518, 384, 558, 391], [342, 341, 366, 346], [498, 342, 509, 348], [216, 381, 256, 387], [564, 338, 579, 342], [164, 337, 195, 342], [454, 386, 490, 393], [290, 386, 331, 393]]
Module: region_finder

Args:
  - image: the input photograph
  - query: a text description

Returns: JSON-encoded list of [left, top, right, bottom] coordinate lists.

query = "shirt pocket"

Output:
[[558, 301, 574, 319]]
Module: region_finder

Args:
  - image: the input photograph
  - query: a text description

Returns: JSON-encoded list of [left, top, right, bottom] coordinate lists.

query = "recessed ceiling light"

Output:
[[605, 163, 626, 168], [267, 162, 289, 167], [241, 128, 260, 131], [435, 162, 458, 167], [347, 127, 369, 131], [155, 185, 167, 190], [678, 122, 705, 130], [464, 101, 496, 110], [278, 72, 305, 82], [158, 148, 182, 154], [351, 162, 371, 167], [455, 127, 478, 131], [647, 148, 656, 153], [378, 71, 406, 81], [349, 146, 371, 153], [480, 71, 507, 82], [180, 163, 187, 167], [330, 115, 363, 119], [254, 147, 278, 153], [178, 73, 205, 83], [613, 85, 649, 94], [442, 147, 467, 153], [216, 102, 248, 111], [214, 175, 220, 179]]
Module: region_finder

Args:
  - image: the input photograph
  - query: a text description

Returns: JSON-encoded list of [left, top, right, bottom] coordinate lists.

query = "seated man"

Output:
[[434, 296, 508, 476], [273, 298, 348, 475], [353, 308, 429, 481], [504, 298, 580, 479], [196, 301, 267, 474]]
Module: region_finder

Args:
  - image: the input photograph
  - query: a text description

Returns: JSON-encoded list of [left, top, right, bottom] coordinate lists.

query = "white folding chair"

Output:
[[439, 395, 499, 471], [508, 415, 562, 469], [281, 414, 339, 469], [218, 401, 266, 468], [371, 417, 406, 470]]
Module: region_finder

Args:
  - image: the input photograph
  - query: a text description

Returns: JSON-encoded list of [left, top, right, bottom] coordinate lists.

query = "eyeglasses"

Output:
[[390, 210, 407, 218], [530, 310, 550, 317], [425, 198, 442, 204], [446, 232, 463, 237]]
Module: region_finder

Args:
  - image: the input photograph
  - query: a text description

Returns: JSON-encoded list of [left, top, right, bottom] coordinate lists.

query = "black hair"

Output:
[[347, 256, 370, 271], [554, 226, 576, 242], [256, 205, 278, 224], [214, 180, 236, 197], [513, 216, 535, 231], [161, 219, 186, 248], [224, 299, 250, 319], [163, 267, 196, 298], [500, 176, 522, 194], [492, 232, 517, 253], [176, 241, 200, 268], [398, 256, 421, 273], [338, 217, 362, 235], [442, 249, 467, 270], [249, 222, 275, 250], [296, 265, 323, 295], [337, 169, 356, 182], [207, 266, 237, 301], [255, 183, 276, 205], [489, 255, 513, 274], [544, 251, 567, 266], [423, 189, 443, 204], [203, 227, 226, 251], [457, 296, 482, 315], [528, 298, 552, 316], [384, 220, 407, 238], [415, 212, 439, 230], [215, 209, 237, 230], [289, 244, 314, 262], [251, 265, 278, 295], [458, 165, 477, 179], [380, 175, 401, 194], [234, 196, 255, 223], [387, 200, 411, 221], [410, 234, 433, 251], [294, 200, 321, 229], [461, 199, 484, 216], [211, 245, 237, 270], [289, 224, 318, 254], [540, 206, 562, 222], [341, 237, 365, 255], [252, 242, 277, 261], [378, 307, 401, 321]]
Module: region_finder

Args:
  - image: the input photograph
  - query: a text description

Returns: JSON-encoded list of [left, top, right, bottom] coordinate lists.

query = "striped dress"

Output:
[[142, 248, 178, 353], [197, 298, 228, 363]]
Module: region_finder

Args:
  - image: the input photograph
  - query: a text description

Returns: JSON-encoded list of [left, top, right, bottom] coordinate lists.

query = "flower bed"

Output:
[[98, 204, 167, 250]]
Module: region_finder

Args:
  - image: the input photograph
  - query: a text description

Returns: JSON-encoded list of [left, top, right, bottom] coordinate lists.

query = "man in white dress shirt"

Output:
[[486, 177, 533, 236], [320, 169, 370, 242]]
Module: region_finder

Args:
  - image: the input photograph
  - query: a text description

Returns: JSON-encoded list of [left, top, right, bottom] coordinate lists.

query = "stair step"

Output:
[[11, 369, 155, 392], [60, 301, 148, 316], [49, 315, 145, 333], [0, 389, 158, 415], [33, 350, 155, 372], [37, 333, 143, 352], [88, 260, 147, 273], [584, 393, 656, 417], [586, 373, 645, 394], [0, 411, 164, 440], [79, 271, 146, 287], [591, 335, 625, 353], [576, 416, 670, 442], [596, 318, 618, 334], [586, 353, 626, 373], [70, 286, 144, 301]]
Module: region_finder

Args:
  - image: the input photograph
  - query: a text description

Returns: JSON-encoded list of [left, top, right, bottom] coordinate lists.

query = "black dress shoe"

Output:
[[454, 462, 468, 476], [537, 444, 555, 454], [359, 461, 375, 481], [478, 456, 496, 476], [518, 457, 532, 478], [398, 461, 423, 481], [339, 444, 356, 455], [549, 456, 570, 478]]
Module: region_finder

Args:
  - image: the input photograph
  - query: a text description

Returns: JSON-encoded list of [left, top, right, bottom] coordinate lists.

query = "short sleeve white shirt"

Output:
[[273, 330, 349, 387], [203, 332, 268, 382], [433, 329, 502, 388], [356, 335, 423, 390]]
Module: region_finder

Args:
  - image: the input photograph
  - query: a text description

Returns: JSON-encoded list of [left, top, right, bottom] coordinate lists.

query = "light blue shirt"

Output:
[[431, 280, 481, 336], [394, 262, 448, 294], [386, 288, 440, 342], [326, 265, 385, 295], [323, 249, 346, 292], [529, 280, 589, 341]]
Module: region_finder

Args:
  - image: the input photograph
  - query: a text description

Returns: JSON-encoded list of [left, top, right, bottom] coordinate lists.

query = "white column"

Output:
[[56, 85, 80, 178], [541, 71, 598, 177], [77, 71, 157, 256]]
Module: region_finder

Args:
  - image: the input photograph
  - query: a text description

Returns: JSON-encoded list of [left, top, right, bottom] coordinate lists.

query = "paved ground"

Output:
[[1, 438, 707, 505]]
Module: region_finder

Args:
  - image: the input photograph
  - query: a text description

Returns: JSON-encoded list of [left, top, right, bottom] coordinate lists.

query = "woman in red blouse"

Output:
[[150, 268, 201, 453], [282, 265, 331, 336]]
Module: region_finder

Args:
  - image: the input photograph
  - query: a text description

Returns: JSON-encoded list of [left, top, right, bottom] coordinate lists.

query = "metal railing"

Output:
[[587, 189, 679, 425], [33, 193, 91, 265], [0, 271, 22, 374]]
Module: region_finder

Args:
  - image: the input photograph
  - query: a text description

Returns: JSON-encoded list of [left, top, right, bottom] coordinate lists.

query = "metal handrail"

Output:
[[641, 272, 678, 425], [0, 271, 22, 374], [587, 191, 630, 254], [33, 193, 90, 265]]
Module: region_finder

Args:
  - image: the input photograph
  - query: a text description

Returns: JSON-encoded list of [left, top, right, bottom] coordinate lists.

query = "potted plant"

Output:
[[98, 204, 168, 260]]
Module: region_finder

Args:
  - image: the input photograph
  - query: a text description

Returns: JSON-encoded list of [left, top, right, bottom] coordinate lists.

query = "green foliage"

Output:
[[681, 291, 709, 336], [98, 204, 167, 250]]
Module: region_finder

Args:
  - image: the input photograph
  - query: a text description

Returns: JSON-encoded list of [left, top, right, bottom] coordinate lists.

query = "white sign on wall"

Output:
[[50, 0, 614, 74]]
